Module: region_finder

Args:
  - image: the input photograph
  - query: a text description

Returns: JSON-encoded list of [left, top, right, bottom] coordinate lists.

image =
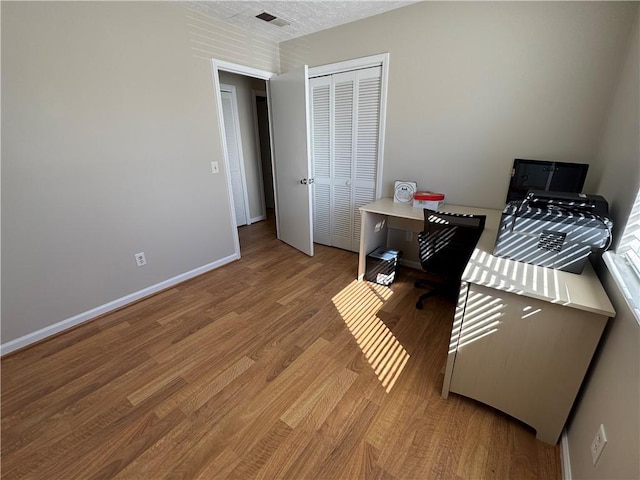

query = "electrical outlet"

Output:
[[134, 252, 146, 267], [591, 424, 607, 465], [211, 161, 219, 174]]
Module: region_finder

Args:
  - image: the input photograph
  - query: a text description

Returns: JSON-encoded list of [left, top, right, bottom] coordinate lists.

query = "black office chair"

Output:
[[415, 209, 486, 309]]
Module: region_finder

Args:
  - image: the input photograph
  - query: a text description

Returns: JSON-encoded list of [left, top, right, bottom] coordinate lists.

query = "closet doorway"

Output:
[[309, 54, 388, 253]]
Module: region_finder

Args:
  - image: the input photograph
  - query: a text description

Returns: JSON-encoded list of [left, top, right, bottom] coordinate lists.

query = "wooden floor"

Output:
[[1, 215, 561, 479]]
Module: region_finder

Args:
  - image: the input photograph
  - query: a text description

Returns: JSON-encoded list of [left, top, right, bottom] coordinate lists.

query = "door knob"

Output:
[[300, 178, 308, 184], [308, 178, 315, 184], [346, 180, 352, 186]]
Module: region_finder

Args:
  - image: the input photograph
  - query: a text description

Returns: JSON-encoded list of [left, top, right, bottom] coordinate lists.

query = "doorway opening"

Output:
[[253, 91, 275, 217], [212, 61, 277, 257], [218, 73, 273, 227], [213, 60, 316, 258], [212, 56, 387, 260]]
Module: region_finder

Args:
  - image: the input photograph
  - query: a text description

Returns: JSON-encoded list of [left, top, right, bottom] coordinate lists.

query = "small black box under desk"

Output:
[[365, 247, 401, 286]]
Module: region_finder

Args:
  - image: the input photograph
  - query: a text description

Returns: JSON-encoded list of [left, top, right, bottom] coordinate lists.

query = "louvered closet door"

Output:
[[331, 71, 356, 251], [311, 66, 382, 253], [310, 73, 355, 251], [311, 76, 332, 246], [352, 66, 382, 251]]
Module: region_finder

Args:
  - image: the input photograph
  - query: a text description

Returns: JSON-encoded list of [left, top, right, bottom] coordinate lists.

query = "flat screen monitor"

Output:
[[506, 158, 589, 203]]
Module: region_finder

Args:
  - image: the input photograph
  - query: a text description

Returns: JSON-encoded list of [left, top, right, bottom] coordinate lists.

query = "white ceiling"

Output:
[[188, 1, 417, 43]]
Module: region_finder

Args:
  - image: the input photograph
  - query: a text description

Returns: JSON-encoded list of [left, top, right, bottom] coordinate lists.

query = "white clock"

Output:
[[394, 181, 417, 204]]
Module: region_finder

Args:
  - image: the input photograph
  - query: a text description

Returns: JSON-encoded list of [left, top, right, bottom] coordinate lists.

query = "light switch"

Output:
[[211, 161, 219, 174]]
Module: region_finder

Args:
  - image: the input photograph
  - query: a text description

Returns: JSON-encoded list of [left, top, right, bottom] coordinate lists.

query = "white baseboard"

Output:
[[560, 428, 572, 480], [0, 254, 239, 356], [249, 214, 266, 224]]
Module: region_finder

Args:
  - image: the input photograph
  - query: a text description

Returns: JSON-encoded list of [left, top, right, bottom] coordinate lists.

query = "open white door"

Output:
[[269, 66, 314, 256]]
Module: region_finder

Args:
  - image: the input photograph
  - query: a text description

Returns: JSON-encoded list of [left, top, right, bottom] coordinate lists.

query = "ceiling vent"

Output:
[[255, 11, 290, 27]]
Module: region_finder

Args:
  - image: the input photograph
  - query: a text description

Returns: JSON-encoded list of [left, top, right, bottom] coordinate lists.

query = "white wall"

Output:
[[281, 2, 638, 208], [218, 71, 268, 222], [566, 8, 640, 480], [1, 2, 280, 347], [590, 9, 640, 249]]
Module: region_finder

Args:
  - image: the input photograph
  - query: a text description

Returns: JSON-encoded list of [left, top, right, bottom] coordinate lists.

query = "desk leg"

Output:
[[358, 211, 388, 280]]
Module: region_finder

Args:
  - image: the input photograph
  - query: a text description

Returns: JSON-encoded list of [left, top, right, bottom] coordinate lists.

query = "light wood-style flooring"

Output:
[[1, 215, 561, 479]]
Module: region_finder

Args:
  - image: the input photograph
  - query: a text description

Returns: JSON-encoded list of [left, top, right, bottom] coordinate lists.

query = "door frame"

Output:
[[308, 53, 389, 199], [211, 59, 277, 257], [220, 83, 251, 227], [251, 89, 269, 221]]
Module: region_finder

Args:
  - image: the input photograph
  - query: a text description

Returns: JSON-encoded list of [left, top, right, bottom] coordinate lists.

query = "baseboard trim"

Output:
[[0, 254, 239, 356], [249, 215, 266, 224], [560, 428, 572, 480]]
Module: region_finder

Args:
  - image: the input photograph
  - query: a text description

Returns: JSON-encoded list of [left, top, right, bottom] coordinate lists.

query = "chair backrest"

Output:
[[418, 209, 486, 278]]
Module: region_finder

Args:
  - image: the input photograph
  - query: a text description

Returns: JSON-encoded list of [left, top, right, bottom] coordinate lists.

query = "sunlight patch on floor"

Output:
[[332, 280, 409, 392]]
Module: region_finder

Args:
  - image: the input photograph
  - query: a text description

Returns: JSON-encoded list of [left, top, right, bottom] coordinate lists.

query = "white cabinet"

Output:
[[445, 281, 609, 445]]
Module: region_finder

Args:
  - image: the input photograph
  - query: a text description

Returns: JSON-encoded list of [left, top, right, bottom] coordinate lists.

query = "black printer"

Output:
[[493, 191, 612, 273]]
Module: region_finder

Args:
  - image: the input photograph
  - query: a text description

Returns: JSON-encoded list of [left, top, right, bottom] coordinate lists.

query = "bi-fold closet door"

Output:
[[311, 66, 382, 252]]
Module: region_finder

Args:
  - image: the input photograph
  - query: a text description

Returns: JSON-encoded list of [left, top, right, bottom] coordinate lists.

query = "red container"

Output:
[[413, 191, 445, 201]]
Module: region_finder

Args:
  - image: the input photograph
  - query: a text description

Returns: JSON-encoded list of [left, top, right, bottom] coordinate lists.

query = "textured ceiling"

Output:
[[188, 1, 417, 43]]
